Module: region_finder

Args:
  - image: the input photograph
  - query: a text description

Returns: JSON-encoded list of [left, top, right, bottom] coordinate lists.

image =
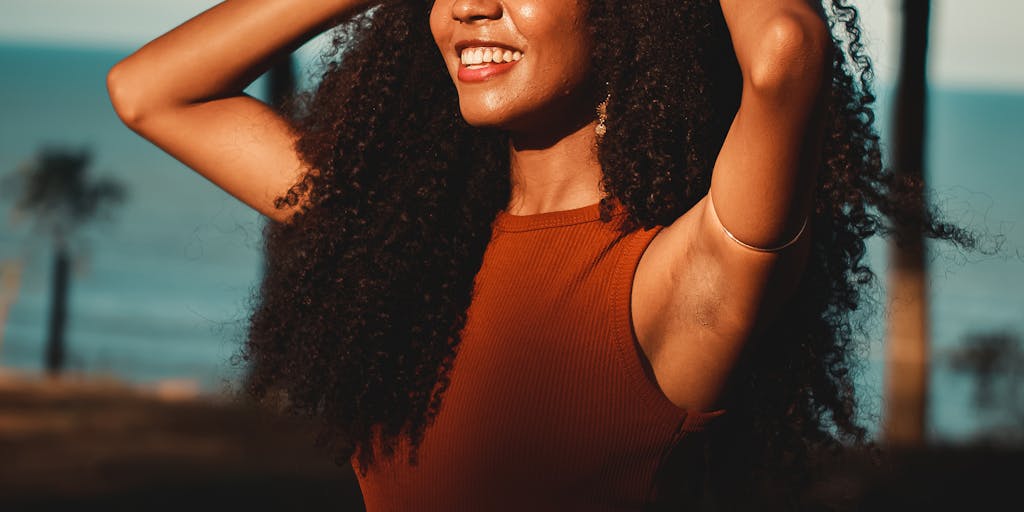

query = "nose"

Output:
[[450, 0, 503, 23]]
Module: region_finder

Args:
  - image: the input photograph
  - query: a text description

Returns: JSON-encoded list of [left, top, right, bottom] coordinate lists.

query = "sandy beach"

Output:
[[0, 369, 365, 511], [3, 368, 1022, 510]]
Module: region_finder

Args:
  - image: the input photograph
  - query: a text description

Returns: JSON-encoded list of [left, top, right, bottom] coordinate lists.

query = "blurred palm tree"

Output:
[[948, 330, 1024, 443], [949, 331, 1023, 409], [884, 0, 932, 446], [2, 146, 126, 375]]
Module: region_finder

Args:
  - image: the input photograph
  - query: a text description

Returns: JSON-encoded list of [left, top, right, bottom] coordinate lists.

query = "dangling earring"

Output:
[[595, 97, 608, 139], [595, 92, 609, 142]]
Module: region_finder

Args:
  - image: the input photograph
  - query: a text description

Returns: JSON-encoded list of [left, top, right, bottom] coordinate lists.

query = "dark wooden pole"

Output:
[[884, 0, 931, 446], [45, 244, 71, 375], [268, 55, 296, 112]]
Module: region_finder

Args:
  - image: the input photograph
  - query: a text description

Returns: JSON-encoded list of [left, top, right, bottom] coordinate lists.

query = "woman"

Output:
[[108, 0, 969, 509]]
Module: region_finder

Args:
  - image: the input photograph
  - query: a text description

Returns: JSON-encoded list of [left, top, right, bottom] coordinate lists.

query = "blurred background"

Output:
[[0, 0, 1021, 509]]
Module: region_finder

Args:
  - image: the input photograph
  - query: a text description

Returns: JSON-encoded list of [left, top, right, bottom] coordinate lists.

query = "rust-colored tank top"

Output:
[[352, 198, 726, 511]]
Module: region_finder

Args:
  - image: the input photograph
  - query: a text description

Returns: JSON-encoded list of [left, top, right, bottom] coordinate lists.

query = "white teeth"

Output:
[[459, 46, 523, 66]]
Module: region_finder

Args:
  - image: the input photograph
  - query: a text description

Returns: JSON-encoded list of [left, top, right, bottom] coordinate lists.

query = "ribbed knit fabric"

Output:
[[352, 198, 727, 511]]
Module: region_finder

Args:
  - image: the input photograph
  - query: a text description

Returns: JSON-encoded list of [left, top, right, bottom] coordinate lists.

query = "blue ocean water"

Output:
[[0, 42, 1021, 442], [0, 42, 270, 392]]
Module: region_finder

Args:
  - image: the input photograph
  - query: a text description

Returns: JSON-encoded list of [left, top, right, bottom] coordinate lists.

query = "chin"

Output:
[[458, 105, 518, 130], [462, 102, 572, 137]]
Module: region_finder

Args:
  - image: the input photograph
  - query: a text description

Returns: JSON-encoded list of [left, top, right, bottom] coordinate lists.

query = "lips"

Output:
[[453, 39, 524, 83]]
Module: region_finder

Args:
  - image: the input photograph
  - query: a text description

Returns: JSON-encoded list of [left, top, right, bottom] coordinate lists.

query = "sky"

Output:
[[0, 0, 1022, 91]]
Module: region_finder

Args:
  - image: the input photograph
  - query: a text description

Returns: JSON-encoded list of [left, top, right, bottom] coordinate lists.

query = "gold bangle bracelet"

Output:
[[709, 193, 809, 253]]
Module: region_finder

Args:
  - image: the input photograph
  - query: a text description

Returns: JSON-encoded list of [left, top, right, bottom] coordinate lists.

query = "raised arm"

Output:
[[623, 1, 831, 410], [704, 0, 830, 252], [106, 0, 375, 223]]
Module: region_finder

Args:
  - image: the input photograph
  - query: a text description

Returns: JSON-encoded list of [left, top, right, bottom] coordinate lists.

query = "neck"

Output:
[[506, 118, 604, 215]]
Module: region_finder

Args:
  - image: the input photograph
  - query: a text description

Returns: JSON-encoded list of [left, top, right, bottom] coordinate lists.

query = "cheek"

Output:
[[559, 20, 595, 80], [428, 7, 448, 56], [522, 10, 594, 83]]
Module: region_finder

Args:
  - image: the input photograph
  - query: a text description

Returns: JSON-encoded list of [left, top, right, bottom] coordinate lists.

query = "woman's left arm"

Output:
[[702, 0, 830, 255]]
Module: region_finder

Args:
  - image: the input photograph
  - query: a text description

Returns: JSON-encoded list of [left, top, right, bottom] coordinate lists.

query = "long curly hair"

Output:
[[237, 0, 973, 507]]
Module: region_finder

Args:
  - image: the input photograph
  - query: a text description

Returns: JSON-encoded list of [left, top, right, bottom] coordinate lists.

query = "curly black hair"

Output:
[[235, 0, 973, 508]]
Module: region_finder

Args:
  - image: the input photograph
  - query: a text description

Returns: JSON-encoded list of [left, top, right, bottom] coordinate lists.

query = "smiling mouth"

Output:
[[459, 47, 523, 68]]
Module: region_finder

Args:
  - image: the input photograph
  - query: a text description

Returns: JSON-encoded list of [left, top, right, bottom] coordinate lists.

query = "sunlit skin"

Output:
[[429, 0, 597, 131], [430, 0, 604, 216]]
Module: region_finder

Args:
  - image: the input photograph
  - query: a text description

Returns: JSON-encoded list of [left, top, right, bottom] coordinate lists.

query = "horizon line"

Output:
[[3, 36, 1023, 96]]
